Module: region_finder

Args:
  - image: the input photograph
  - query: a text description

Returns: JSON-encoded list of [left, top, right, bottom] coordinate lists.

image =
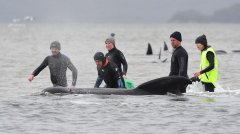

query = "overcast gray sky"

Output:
[[0, 0, 239, 23]]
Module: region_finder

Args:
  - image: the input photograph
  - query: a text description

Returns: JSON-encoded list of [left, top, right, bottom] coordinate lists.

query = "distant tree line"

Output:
[[169, 3, 240, 23]]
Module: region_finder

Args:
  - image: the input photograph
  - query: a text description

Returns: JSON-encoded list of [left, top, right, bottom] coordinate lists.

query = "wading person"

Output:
[[105, 35, 128, 84], [28, 41, 78, 87], [191, 35, 218, 92], [94, 52, 123, 88], [169, 31, 189, 93]]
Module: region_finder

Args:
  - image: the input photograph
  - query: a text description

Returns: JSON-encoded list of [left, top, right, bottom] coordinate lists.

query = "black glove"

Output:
[[190, 76, 198, 82]]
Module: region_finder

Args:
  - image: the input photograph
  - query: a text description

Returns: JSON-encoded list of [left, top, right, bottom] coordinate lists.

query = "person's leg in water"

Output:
[[203, 82, 215, 92]]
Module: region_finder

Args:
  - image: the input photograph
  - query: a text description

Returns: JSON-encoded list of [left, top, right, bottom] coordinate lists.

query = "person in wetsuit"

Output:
[[169, 31, 189, 93], [28, 41, 78, 87], [105, 34, 128, 80], [94, 52, 123, 88], [191, 35, 218, 92]]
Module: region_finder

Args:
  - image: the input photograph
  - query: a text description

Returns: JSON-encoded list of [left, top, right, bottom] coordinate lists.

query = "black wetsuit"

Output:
[[169, 45, 188, 93], [32, 53, 78, 87], [106, 48, 128, 76], [94, 61, 122, 88]]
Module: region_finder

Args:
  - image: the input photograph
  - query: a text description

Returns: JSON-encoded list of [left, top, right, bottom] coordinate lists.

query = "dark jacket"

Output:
[[169, 46, 188, 78], [94, 61, 122, 88], [106, 48, 128, 76], [32, 53, 78, 87]]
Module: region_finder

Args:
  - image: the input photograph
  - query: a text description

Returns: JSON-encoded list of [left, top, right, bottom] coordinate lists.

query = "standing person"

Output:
[[28, 41, 78, 87], [169, 31, 189, 93], [191, 35, 218, 92], [94, 52, 123, 88], [105, 34, 128, 78]]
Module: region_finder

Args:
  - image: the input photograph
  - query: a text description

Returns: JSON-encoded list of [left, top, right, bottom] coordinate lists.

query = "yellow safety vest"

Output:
[[199, 47, 218, 87]]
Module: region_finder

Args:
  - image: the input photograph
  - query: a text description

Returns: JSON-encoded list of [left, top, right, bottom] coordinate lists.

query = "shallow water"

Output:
[[0, 23, 240, 134]]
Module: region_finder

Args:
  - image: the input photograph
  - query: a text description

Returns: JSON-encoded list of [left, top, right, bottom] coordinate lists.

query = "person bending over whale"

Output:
[[28, 41, 78, 87], [94, 52, 123, 88]]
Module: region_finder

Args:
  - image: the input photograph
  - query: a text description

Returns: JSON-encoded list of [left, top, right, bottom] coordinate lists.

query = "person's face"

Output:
[[196, 43, 204, 51], [51, 47, 60, 55], [170, 37, 181, 48], [105, 41, 114, 51], [95, 60, 103, 69]]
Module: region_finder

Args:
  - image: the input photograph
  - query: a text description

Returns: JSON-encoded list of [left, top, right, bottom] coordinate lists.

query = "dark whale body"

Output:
[[42, 76, 192, 95]]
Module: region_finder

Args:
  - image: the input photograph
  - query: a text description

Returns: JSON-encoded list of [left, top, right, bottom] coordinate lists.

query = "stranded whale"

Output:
[[42, 76, 192, 95]]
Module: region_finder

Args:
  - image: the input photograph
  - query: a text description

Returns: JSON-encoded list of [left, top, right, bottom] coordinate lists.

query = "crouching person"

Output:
[[94, 52, 123, 88]]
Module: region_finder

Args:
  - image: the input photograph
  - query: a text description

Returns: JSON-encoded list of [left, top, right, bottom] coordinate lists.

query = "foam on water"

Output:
[[186, 81, 240, 97]]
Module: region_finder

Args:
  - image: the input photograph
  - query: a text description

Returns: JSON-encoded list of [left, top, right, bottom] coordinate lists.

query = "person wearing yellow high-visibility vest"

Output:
[[191, 35, 218, 92]]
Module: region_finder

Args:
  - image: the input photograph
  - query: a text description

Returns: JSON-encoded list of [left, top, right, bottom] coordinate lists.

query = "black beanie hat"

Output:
[[94, 52, 106, 63], [195, 34, 207, 47], [50, 41, 61, 50], [170, 31, 182, 42]]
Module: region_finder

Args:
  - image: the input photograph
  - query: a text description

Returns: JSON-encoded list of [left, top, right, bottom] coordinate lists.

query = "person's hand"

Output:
[[68, 86, 75, 92], [122, 75, 127, 78], [190, 76, 198, 82], [194, 72, 201, 77], [28, 74, 34, 82]]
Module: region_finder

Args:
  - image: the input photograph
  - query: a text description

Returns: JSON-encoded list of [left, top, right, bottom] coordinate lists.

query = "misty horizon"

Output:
[[0, 0, 240, 23]]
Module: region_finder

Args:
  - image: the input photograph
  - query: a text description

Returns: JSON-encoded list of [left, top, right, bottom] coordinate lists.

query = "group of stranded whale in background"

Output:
[[28, 31, 219, 94]]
